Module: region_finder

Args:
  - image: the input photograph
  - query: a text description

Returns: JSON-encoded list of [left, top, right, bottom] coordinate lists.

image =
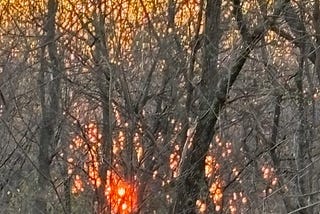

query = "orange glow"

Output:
[[205, 155, 219, 177], [205, 136, 226, 209], [261, 164, 278, 195], [118, 187, 126, 197], [196, 200, 207, 213], [68, 123, 102, 191], [72, 175, 84, 194], [105, 171, 137, 214], [68, 122, 137, 213], [206, 135, 250, 213], [0, 0, 255, 211], [169, 144, 181, 177], [209, 180, 223, 205]]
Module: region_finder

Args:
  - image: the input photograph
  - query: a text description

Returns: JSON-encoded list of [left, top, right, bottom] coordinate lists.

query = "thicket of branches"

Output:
[[1, 0, 320, 213]]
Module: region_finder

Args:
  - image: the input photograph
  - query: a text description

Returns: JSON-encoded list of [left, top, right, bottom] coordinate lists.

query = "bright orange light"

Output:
[[169, 144, 181, 177], [196, 200, 207, 213], [68, 122, 138, 213], [122, 203, 128, 210], [72, 175, 84, 194], [118, 187, 126, 197], [105, 171, 137, 214], [209, 179, 223, 206]]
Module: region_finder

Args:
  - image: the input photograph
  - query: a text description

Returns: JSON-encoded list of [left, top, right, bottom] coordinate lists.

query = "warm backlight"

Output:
[[68, 123, 137, 213], [105, 171, 137, 214]]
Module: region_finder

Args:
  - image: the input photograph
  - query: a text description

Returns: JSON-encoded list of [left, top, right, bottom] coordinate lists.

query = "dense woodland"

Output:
[[1, 0, 320, 213]]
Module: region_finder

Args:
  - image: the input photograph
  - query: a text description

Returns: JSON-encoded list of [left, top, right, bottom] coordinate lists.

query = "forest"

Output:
[[1, 0, 320, 213]]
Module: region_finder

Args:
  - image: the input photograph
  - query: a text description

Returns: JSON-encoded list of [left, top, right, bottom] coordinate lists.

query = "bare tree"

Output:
[[34, 0, 62, 213], [3, 0, 320, 213]]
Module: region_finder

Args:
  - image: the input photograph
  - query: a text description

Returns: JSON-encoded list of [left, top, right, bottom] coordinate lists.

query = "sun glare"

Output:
[[68, 122, 137, 213], [105, 171, 137, 214]]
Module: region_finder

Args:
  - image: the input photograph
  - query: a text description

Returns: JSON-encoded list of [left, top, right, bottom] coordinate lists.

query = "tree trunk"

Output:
[[173, 35, 265, 214], [295, 38, 311, 214], [173, 1, 271, 211], [92, 2, 112, 212], [173, 1, 222, 212], [35, 0, 61, 213]]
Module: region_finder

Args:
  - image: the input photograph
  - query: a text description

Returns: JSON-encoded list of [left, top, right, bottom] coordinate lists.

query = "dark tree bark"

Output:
[[173, 1, 223, 213], [91, 2, 112, 212], [174, 32, 267, 214], [173, 0, 274, 212], [295, 35, 311, 214], [314, 0, 320, 83], [35, 0, 61, 213]]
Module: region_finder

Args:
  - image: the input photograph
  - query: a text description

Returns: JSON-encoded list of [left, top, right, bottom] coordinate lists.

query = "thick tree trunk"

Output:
[[35, 0, 61, 213], [174, 35, 265, 213], [173, 0, 221, 212], [92, 2, 112, 212], [173, 0, 270, 211], [295, 41, 311, 214]]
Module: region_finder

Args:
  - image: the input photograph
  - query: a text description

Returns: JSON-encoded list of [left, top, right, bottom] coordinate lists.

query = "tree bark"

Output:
[[295, 36, 311, 214], [174, 29, 266, 214], [173, 1, 221, 213], [172, 0, 271, 212], [35, 0, 61, 213], [91, 2, 112, 212]]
